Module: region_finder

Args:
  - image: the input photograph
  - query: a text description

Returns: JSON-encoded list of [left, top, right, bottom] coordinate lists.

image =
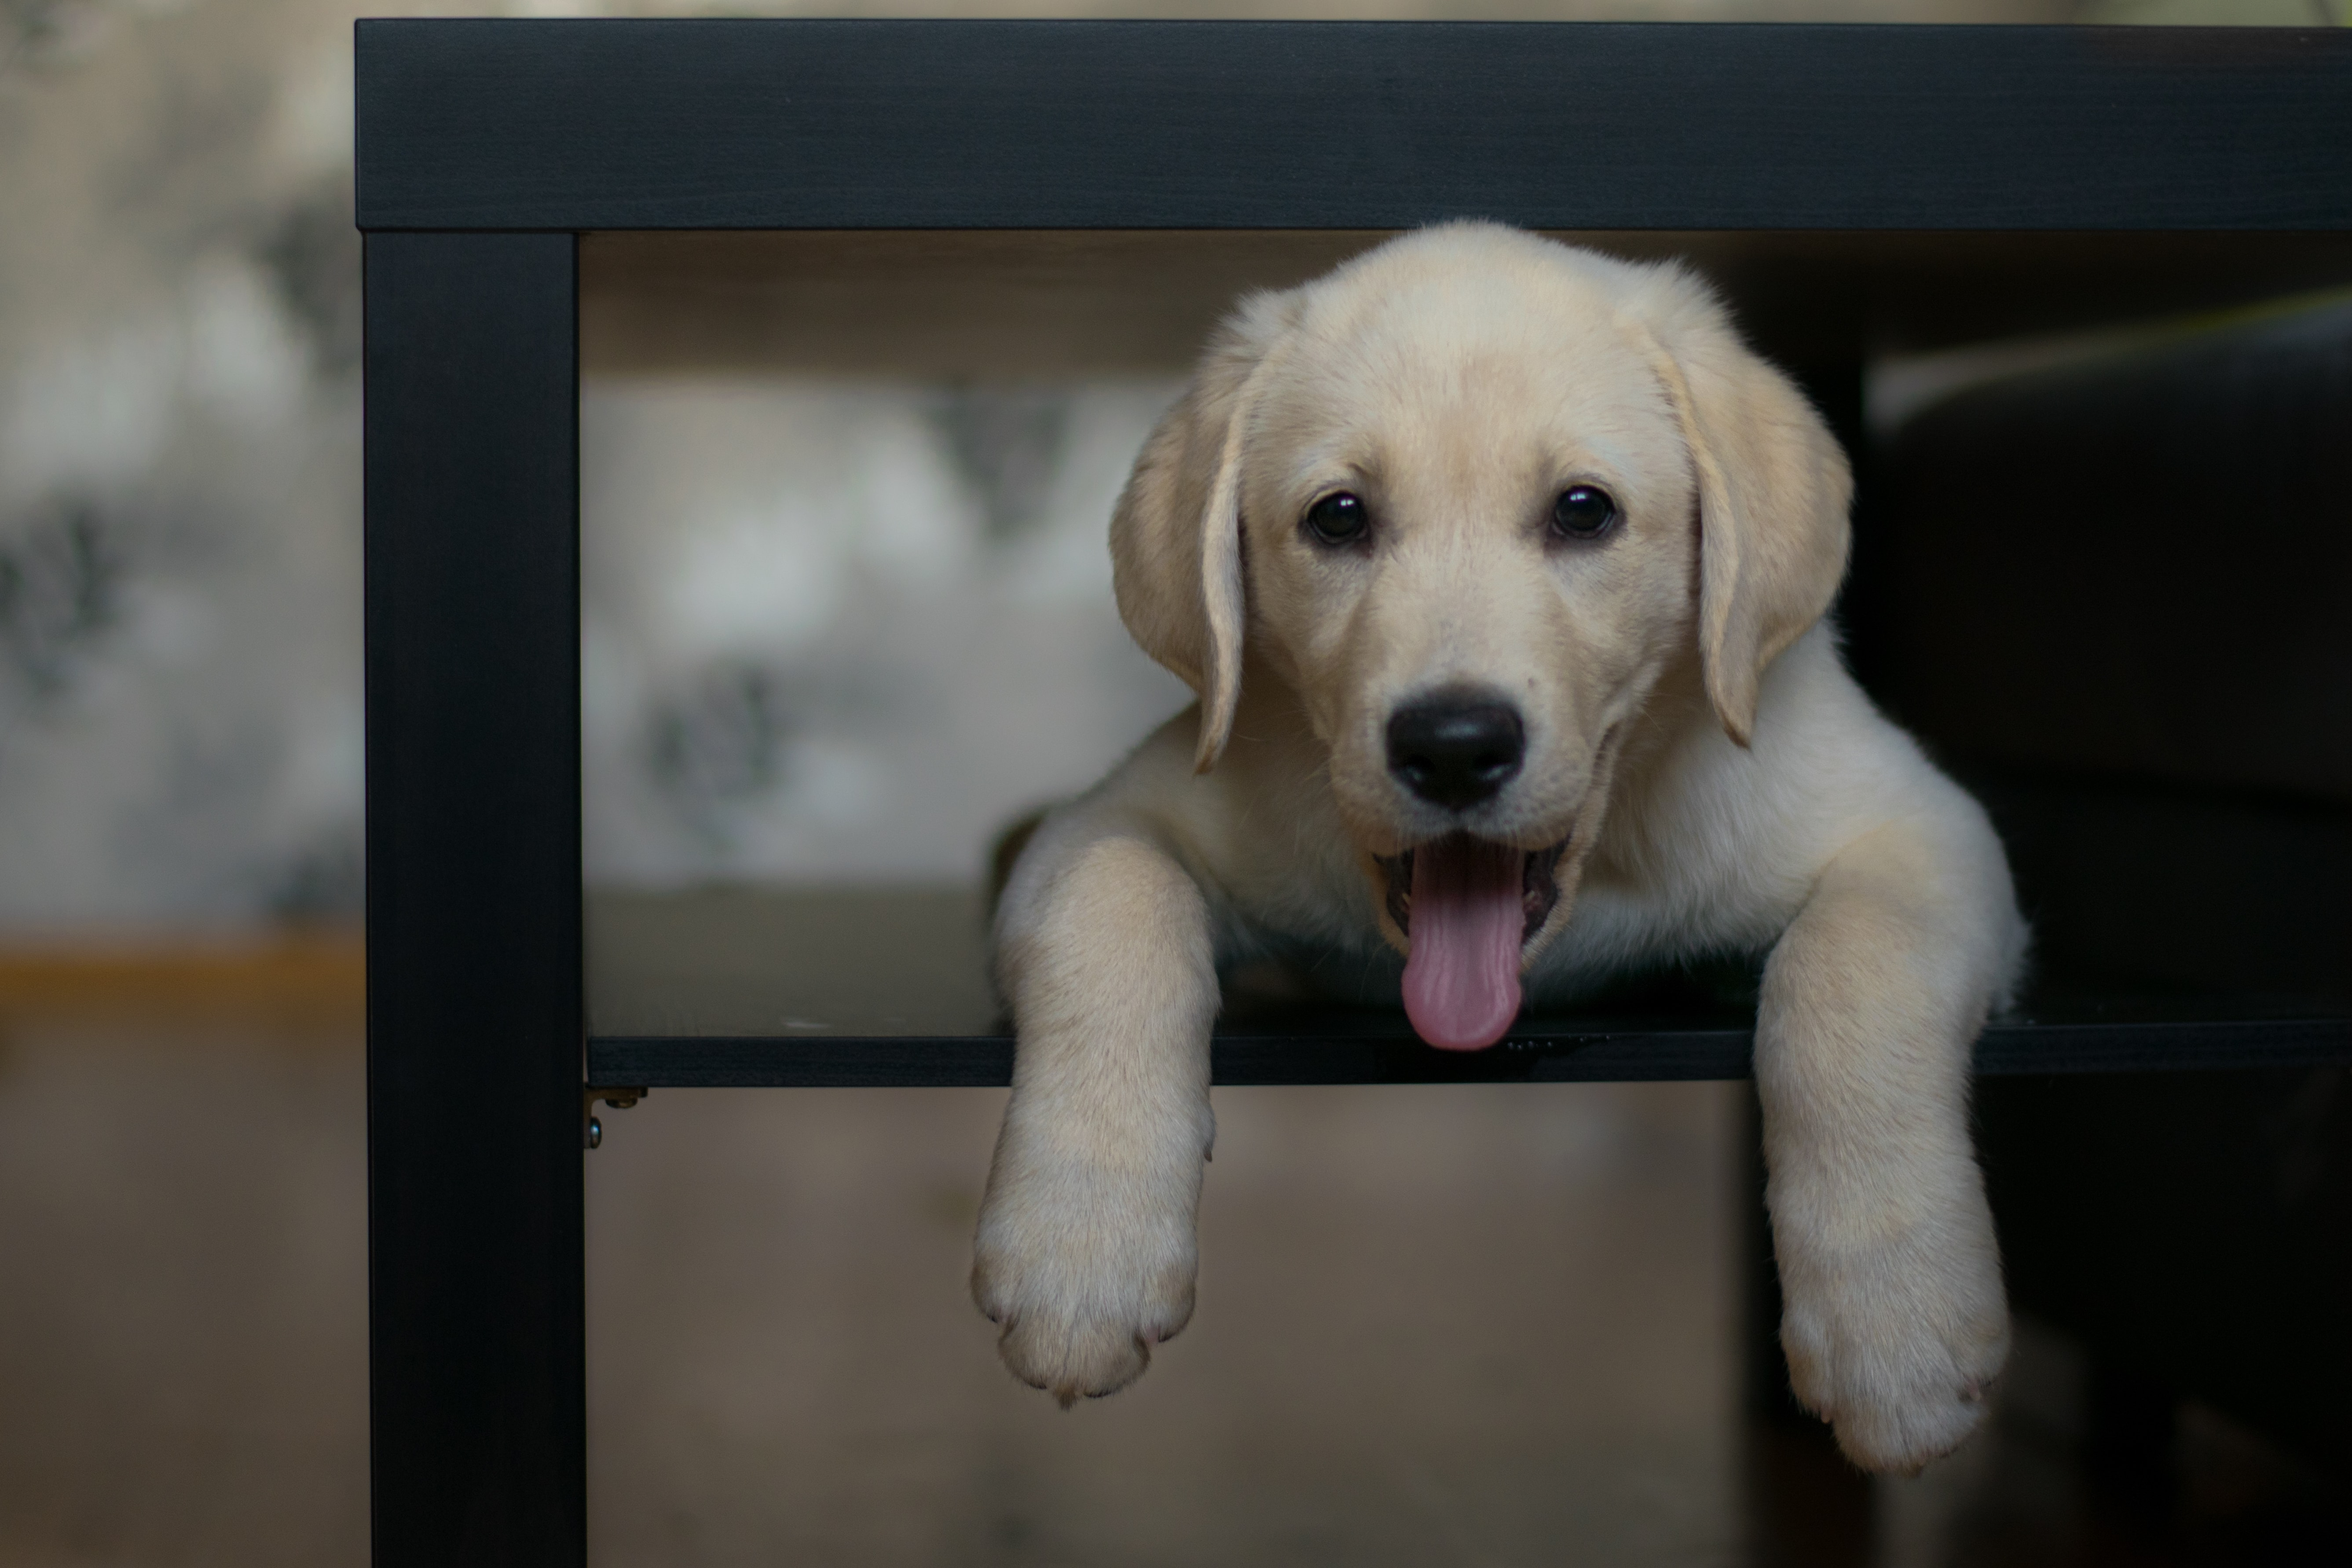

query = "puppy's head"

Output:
[[1113, 224, 1849, 1048]]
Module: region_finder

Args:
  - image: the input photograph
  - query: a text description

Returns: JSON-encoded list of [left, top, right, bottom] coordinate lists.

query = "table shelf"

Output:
[[592, 1014, 2352, 1090], [585, 888, 2352, 1087]]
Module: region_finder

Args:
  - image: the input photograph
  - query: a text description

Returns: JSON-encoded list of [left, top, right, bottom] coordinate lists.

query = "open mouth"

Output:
[[1374, 834, 1568, 1055], [1377, 835, 1565, 947]]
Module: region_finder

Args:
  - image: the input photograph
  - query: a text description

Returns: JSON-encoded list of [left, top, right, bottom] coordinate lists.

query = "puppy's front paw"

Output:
[[1779, 1220, 2010, 1475], [971, 1166, 1198, 1407]]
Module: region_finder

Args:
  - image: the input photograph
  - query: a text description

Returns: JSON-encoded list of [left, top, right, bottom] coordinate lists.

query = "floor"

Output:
[[0, 974, 2341, 1567]]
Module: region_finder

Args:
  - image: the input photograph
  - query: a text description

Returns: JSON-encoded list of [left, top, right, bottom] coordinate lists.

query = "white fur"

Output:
[[971, 225, 2026, 1475]]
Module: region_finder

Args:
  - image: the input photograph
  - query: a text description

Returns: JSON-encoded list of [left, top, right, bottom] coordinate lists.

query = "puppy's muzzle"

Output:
[[1386, 688, 1524, 810]]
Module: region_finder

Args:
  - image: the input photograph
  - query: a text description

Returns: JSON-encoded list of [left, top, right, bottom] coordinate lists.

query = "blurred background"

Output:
[[1, 2, 2346, 1565]]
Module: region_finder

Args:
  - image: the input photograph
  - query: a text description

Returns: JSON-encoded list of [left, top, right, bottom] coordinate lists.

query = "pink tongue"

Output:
[[1401, 837, 1524, 1051]]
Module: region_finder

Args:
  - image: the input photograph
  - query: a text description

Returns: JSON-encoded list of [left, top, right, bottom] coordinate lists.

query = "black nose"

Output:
[[1386, 689, 1525, 810]]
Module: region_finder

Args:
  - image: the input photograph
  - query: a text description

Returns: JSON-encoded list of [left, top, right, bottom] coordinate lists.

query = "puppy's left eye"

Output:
[[1303, 491, 1370, 546], [1551, 484, 1619, 539]]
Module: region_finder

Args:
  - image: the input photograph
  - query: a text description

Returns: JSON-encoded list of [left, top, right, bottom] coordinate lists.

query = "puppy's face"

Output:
[[1237, 259, 1699, 959], [1111, 225, 1849, 1050]]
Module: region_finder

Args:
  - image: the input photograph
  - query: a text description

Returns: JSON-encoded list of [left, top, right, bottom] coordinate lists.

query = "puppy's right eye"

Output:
[[1303, 492, 1369, 546], [1551, 484, 1619, 539]]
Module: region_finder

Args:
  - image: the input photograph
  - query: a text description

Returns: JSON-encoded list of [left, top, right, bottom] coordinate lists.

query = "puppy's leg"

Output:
[[973, 825, 1217, 1405], [1757, 813, 2017, 1474]]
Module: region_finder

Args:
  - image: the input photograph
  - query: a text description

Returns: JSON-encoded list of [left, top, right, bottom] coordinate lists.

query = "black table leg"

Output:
[[364, 231, 584, 1567]]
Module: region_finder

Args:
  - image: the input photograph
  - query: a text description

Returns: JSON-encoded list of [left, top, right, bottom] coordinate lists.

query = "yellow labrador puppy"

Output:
[[974, 223, 2025, 1475]]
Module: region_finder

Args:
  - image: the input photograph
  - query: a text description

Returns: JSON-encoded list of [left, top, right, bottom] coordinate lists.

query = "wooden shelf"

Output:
[[590, 1015, 2352, 1090]]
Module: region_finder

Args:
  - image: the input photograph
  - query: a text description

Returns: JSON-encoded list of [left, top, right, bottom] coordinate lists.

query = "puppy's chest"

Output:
[[1213, 842, 1776, 1008], [1211, 859, 1385, 961]]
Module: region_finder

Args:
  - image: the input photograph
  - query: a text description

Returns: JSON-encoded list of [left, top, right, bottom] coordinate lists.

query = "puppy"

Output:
[[972, 224, 2025, 1475]]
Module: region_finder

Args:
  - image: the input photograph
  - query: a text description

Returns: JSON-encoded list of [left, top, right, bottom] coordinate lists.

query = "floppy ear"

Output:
[[1111, 292, 1294, 773], [1633, 296, 1852, 747]]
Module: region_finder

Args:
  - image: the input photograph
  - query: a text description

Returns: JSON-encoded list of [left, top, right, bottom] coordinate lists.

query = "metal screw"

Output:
[[582, 1087, 644, 1151]]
